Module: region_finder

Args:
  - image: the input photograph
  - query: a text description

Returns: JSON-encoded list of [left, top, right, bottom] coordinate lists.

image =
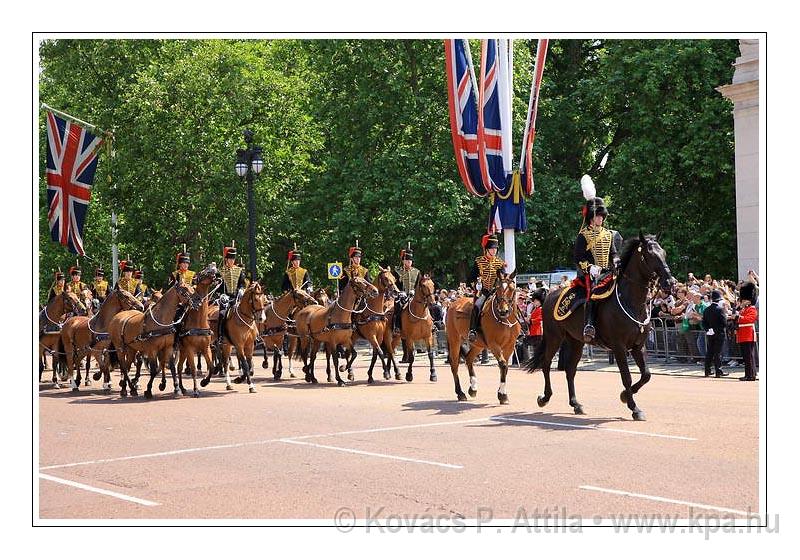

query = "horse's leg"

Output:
[[332, 342, 347, 387], [496, 343, 510, 405], [196, 353, 203, 373], [565, 341, 585, 415], [144, 355, 159, 399], [158, 347, 170, 392], [132, 354, 143, 392], [169, 347, 180, 395], [118, 355, 132, 398], [618, 347, 646, 421], [243, 344, 256, 393], [288, 337, 297, 378], [465, 343, 482, 398], [446, 333, 467, 401], [346, 346, 357, 382], [367, 348, 379, 384], [325, 345, 334, 383], [405, 338, 415, 383], [84, 352, 91, 386], [536, 333, 563, 408], [223, 345, 234, 390], [426, 337, 437, 383], [307, 341, 319, 384], [628, 346, 652, 396]]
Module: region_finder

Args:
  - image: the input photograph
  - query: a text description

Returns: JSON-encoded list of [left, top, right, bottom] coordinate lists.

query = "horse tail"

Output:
[[292, 336, 305, 361], [54, 335, 66, 372], [523, 331, 546, 373], [109, 343, 120, 368]]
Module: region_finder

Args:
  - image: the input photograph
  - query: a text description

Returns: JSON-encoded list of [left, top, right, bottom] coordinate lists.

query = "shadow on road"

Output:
[[38, 384, 233, 404], [467, 410, 628, 432], [400, 399, 498, 416]]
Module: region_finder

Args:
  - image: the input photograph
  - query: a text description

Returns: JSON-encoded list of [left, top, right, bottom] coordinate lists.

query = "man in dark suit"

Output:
[[702, 290, 729, 377]]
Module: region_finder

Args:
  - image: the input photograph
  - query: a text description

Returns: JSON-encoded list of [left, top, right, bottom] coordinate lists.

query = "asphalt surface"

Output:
[[37, 350, 759, 521]]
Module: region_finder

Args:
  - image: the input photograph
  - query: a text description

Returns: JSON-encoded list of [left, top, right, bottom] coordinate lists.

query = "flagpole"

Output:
[[111, 212, 119, 287], [40, 103, 107, 135]]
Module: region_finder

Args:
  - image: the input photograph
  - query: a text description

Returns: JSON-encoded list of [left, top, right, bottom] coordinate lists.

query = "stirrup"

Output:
[[582, 324, 595, 343], [468, 330, 478, 342]]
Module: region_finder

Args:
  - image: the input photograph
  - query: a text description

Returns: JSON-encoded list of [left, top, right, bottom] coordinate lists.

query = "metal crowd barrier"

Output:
[[644, 317, 757, 364]]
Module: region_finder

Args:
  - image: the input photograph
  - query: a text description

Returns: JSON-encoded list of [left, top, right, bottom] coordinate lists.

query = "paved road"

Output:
[[37, 352, 759, 522]]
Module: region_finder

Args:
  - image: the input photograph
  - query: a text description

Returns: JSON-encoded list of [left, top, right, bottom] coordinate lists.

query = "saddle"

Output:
[[553, 273, 615, 322]]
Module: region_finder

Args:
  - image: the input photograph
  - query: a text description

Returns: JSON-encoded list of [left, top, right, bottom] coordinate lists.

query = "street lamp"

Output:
[[235, 130, 263, 283]]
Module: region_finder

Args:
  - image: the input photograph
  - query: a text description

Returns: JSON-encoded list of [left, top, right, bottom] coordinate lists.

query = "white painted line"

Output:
[[40, 438, 285, 471], [288, 416, 496, 440], [39, 472, 159, 507], [280, 439, 464, 469], [579, 485, 752, 516], [492, 416, 696, 441]]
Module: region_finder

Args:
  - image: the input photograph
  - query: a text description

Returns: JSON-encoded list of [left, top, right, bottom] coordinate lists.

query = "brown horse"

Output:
[[294, 276, 377, 386], [59, 289, 143, 393], [284, 287, 330, 378], [200, 282, 266, 393], [39, 291, 85, 388], [109, 279, 198, 398], [175, 264, 219, 397], [342, 267, 398, 383], [388, 273, 438, 383], [446, 270, 521, 403], [257, 288, 318, 380]]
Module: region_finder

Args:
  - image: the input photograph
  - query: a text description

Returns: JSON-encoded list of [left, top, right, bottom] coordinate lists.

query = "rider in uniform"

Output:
[[167, 252, 196, 288], [574, 177, 616, 343], [134, 268, 153, 300], [338, 242, 372, 292], [393, 246, 420, 334], [115, 260, 142, 298], [90, 268, 109, 303], [66, 266, 88, 296], [216, 245, 246, 344], [281, 247, 311, 292], [47, 270, 66, 302], [468, 234, 506, 342]]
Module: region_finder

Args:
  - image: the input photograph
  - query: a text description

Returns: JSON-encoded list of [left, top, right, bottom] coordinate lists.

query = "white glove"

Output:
[[476, 281, 483, 293], [219, 294, 230, 305], [237, 288, 245, 298], [589, 265, 601, 278], [706, 328, 715, 336]]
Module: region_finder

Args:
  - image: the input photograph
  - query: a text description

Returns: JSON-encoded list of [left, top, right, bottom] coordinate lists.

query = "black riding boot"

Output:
[[393, 300, 403, 334], [583, 300, 596, 343], [469, 294, 486, 342]]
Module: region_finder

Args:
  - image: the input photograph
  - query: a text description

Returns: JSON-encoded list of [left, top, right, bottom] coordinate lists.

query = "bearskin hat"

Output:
[[739, 282, 757, 303]]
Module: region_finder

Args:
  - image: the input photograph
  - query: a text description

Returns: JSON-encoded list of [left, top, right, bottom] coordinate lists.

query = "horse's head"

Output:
[[376, 266, 399, 299], [415, 273, 436, 306], [350, 276, 379, 299], [63, 290, 85, 315], [313, 287, 330, 306], [292, 288, 318, 308], [247, 282, 266, 313], [116, 288, 145, 312], [494, 270, 517, 319], [195, 262, 218, 287], [173, 278, 198, 309], [632, 232, 676, 294]]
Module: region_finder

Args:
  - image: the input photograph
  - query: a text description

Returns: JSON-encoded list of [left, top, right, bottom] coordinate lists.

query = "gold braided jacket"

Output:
[[475, 255, 506, 289], [577, 225, 613, 273], [117, 277, 141, 294], [66, 281, 87, 295], [286, 266, 308, 290], [92, 280, 108, 298], [398, 267, 420, 292], [172, 269, 195, 285], [221, 265, 243, 294]]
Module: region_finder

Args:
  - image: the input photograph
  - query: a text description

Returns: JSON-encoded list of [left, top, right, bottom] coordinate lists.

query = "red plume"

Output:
[[349, 247, 357, 258], [287, 250, 294, 262], [582, 205, 588, 217], [400, 249, 406, 259], [481, 234, 491, 249], [175, 253, 182, 264]]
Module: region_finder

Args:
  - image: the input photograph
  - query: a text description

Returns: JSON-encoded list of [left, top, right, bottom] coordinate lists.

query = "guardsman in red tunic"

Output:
[[735, 281, 759, 381]]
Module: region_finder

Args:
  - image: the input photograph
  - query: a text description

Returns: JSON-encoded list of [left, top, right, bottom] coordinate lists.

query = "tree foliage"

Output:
[[38, 38, 739, 301]]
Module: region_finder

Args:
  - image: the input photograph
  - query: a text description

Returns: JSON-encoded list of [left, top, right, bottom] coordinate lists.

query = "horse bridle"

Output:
[[407, 279, 434, 321], [234, 287, 265, 327], [365, 273, 397, 316], [490, 282, 519, 327]]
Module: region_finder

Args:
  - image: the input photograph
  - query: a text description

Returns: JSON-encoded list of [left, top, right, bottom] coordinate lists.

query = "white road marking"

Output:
[[39, 473, 159, 507], [280, 439, 464, 469], [492, 416, 696, 441], [579, 485, 752, 516], [286, 416, 495, 440]]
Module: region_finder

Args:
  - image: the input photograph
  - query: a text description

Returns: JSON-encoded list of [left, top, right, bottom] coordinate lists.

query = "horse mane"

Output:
[[618, 234, 656, 273]]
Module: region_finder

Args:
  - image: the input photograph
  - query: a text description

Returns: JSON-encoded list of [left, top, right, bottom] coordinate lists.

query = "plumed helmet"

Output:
[[119, 260, 135, 272], [481, 234, 499, 250], [580, 175, 608, 222], [95, 268, 105, 277], [54, 270, 65, 281], [69, 266, 81, 276], [176, 252, 191, 265], [223, 246, 237, 260], [349, 246, 363, 259], [134, 269, 143, 279], [400, 248, 414, 261], [739, 282, 757, 303], [287, 250, 301, 261]]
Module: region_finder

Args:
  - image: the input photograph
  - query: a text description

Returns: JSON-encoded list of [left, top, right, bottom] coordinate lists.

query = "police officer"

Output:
[[282, 247, 311, 292], [574, 176, 617, 343], [217, 245, 246, 344], [702, 290, 729, 378], [393, 246, 420, 334], [90, 268, 109, 303], [468, 234, 506, 342]]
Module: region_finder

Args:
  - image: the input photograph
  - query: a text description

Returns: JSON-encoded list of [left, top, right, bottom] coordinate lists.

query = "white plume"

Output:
[[580, 175, 596, 201]]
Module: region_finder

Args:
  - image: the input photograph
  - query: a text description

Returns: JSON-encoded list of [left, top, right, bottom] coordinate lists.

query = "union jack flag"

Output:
[[478, 38, 514, 195], [45, 111, 104, 255], [444, 39, 489, 197]]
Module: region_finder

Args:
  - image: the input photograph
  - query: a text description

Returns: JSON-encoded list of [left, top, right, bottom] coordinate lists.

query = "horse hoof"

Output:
[[405, 373, 413, 383], [103, 388, 111, 395], [144, 390, 153, 400], [200, 378, 210, 388], [468, 388, 477, 398], [84, 380, 91, 386], [193, 390, 200, 398], [120, 390, 127, 398], [457, 393, 468, 402], [229, 365, 236, 371], [383, 372, 391, 380], [430, 373, 437, 382], [232, 376, 244, 384], [71, 387, 79, 393], [158, 381, 166, 392], [93, 372, 102, 381], [180, 388, 188, 396], [498, 392, 509, 405], [339, 365, 347, 373], [573, 405, 585, 415], [620, 390, 628, 404], [632, 410, 646, 421], [290, 373, 297, 378], [537, 395, 549, 408], [130, 388, 138, 397], [337, 380, 347, 387], [262, 361, 268, 369], [226, 384, 234, 391], [310, 378, 319, 384], [347, 373, 354, 382], [395, 373, 402, 381], [249, 387, 257, 393], [327, 376, 334, 383]]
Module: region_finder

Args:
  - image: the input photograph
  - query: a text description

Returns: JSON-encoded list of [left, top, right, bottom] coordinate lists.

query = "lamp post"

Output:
[[235, 130, 264, 283]]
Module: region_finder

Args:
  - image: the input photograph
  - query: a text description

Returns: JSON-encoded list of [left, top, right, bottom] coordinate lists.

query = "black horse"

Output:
[[525, 233, 675, 421]]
